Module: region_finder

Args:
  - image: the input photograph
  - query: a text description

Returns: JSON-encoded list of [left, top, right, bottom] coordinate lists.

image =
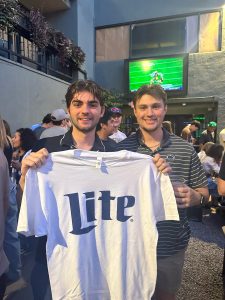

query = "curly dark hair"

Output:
[[16, 128, 37, 152], [65, 79, 104, 108]]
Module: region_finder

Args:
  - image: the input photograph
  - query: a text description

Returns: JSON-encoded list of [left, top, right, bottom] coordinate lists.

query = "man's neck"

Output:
[[72, 127, 96, 150], [140, 128, 163, 150], [97, 130, 107, 141]]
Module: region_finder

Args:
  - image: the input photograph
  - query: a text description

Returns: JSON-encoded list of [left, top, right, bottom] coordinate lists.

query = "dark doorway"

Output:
[[164, 114, 193, 136]]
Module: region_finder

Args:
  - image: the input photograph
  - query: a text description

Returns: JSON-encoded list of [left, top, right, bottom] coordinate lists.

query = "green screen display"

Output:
[[128, 56, 186, 93]]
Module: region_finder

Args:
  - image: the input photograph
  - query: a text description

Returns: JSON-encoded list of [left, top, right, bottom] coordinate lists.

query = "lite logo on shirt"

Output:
[[66, 190, 135, 235]]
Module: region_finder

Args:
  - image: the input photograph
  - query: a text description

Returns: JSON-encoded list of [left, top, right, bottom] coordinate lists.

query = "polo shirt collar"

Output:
[[136, 127, 171, 153], [60, 129, 106, 151]]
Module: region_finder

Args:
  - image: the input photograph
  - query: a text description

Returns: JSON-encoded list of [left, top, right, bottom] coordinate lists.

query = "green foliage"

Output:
[[0, 0, 19, 30], [29, 8, 85, 69], [102, 88, 124, 108]]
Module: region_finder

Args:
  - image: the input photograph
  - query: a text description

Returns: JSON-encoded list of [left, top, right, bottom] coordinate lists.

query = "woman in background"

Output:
[[11, 128, 37, 184], [201, 143, 223, 201]]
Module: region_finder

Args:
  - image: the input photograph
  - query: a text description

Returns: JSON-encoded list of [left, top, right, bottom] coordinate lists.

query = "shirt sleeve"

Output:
[[189, 149, 208, 188], [17, 169, 48, 237]]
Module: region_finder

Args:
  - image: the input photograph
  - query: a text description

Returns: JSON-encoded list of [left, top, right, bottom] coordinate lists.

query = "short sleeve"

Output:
[[189, 149, 208, 188], [17, 169, 48, 237]]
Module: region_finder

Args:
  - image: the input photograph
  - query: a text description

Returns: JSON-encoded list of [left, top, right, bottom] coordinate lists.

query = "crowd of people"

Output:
[[0, 79, 225, 300]]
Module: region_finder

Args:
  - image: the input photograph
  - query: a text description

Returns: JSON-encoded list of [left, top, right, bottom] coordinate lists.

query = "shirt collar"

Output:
[[136, 127, 171, 154], [59, 129, 106, 151]]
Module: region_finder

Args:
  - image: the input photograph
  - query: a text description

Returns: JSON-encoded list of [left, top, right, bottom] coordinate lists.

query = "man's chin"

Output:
[[142, 126, 159, 133], [74, 125, 96, 133]]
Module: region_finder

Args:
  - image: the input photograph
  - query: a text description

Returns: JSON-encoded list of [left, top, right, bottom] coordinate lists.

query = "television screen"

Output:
[[126, 54, 188, 96]]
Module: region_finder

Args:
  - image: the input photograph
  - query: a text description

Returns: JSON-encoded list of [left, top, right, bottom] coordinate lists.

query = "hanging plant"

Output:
[[29, 8, 85, 69], [0, 0, 20, 31], [69, 44, 85, 68], [29, 8, 50, 49]]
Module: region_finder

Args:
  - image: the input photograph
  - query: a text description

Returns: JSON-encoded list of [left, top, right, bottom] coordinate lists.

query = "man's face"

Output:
[[208, 126, 216, 133], [112, 114, 122, 127], [102, 118, 116, 136], [134, 94, 167, 133], [190, 125, 198, 133], [68, 91, 104, 133]]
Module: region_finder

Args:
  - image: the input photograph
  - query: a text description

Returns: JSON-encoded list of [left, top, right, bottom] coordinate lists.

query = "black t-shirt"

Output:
[[199, 130, 214, 145]]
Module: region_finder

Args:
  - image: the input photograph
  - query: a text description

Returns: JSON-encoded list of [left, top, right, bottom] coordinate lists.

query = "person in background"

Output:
[[0, 149, 9, 299], [3, 120, 12, 138], [162, 120, 173, 134], [40, 109, 69, 139], [200, 143, 223, 200], [0, 118, 22, 285], [218, 153, 225, 196], [116, 84, 208, 300], [1, 120, 13, 172], [96, 110, 117, 150], [181, 120, 200, 144], [33, 113, 53, 139], [198, 142, 214, 163], [12, 128, 37, 185], [219, 126, 225, 151], [108, 107, 127, 143], [199, 121, 217, 150]]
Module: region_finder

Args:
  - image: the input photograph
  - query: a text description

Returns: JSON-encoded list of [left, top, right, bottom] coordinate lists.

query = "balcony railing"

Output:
[[0, 4, 85, 82], [0, 27, 74, 81]]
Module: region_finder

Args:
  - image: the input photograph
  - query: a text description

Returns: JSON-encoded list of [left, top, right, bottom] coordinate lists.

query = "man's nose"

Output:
[[146, 106, 154, 115], [80, 104, 90, 114]]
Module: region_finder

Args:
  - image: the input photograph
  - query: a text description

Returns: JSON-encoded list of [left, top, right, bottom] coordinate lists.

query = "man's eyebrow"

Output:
[[71, 99, 98, 102]]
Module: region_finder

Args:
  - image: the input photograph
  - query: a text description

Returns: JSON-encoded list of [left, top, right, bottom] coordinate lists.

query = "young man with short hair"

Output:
[[199, 121, 217, 149], [116, 84, 208, 300], [96, 110, 117, 149], [33, 113, 53, 139], [108, 107, 127, 143], [181, 120, 201, 144], [39, 109, 69, 139]]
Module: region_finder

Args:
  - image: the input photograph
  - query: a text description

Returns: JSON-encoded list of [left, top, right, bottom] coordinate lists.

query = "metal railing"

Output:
[[0, 26, 75, 82], [0, 4, 87, 82]]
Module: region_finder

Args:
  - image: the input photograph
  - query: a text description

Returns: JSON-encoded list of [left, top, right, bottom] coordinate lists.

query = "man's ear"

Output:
[[133, 106, 137, 118], [165, 104, 168, 113], [100, 106, 105, 117]]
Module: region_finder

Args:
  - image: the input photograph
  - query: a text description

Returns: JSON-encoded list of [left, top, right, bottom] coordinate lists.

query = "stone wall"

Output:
[[188, 51, 225, 134]]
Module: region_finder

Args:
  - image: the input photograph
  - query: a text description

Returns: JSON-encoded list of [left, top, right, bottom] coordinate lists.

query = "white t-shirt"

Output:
[[40, 126, 68, 139], [18, 150, 179, 300], [109, 130, 127, 143]]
